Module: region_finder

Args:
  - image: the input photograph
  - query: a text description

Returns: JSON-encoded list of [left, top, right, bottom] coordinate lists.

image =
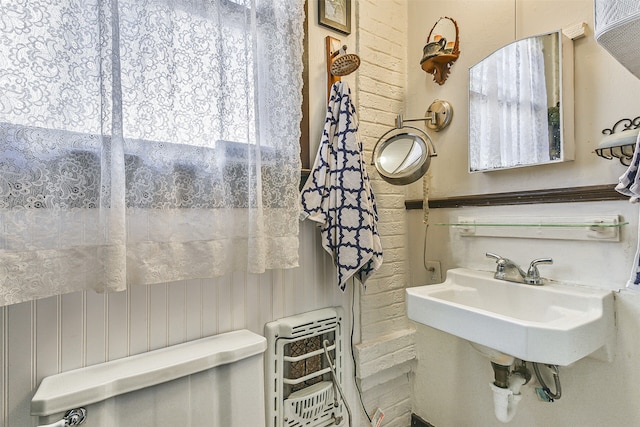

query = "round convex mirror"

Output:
[[374, 132, 432, 185]]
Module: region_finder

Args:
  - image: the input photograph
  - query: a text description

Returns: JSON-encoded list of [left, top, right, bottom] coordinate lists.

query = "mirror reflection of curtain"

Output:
[[0, 0, 305, 306], [469, 36, 550, 171]]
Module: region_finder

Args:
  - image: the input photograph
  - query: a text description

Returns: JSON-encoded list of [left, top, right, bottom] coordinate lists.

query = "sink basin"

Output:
[[406, 268, 615, 366]]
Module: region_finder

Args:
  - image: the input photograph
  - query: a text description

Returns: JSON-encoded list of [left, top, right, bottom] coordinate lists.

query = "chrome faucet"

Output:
[[486, 252, 527, 283], [485, 253, 553, 285], [525, 257, 554, 285]]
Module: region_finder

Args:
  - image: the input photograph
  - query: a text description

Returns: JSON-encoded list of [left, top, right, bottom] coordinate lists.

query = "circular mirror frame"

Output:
[[373, 130, 433, 185]]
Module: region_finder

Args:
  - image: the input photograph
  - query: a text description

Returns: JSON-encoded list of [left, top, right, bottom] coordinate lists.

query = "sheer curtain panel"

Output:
[[0, 0, 305, 306]]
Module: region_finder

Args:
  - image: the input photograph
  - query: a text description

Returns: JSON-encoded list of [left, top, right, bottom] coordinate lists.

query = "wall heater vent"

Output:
[[265, 307, 345, 427]]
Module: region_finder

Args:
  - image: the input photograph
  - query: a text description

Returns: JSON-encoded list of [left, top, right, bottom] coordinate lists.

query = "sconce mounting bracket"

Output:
[[425, 99, 453, 132]]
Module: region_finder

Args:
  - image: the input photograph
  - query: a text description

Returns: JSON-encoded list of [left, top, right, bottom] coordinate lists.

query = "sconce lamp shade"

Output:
[[595, 0, 640, 79]]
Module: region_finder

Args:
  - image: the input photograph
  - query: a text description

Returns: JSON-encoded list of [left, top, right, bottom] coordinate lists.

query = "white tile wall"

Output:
[[0, 221, 348, 427]]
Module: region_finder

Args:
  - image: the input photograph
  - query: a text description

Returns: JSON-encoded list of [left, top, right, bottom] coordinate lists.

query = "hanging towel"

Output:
[[300, 81, 383, 291], [615, 131, 640, 288]]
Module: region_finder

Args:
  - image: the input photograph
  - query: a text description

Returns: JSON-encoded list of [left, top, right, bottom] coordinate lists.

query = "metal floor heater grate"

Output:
[[265, 307, 345, 427]]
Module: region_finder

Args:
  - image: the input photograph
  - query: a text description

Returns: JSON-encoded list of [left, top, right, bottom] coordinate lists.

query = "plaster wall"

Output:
[[406, 1, 640, 425], [406, 0, 640, 200]]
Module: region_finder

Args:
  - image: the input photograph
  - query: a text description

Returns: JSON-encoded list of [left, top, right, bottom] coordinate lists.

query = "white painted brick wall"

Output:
[[355, 0, 415, 425]]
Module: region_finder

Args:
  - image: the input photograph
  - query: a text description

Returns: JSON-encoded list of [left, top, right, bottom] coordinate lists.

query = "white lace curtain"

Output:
[[0, 0, 305, 306], [469, 36, 550, 171]]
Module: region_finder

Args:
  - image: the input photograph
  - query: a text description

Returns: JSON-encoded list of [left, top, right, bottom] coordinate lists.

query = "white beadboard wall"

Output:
[[0, 221, 350, 427]]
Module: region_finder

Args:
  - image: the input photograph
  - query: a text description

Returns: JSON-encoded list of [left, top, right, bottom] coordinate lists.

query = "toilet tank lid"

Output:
[[31, 329, 267, 417]]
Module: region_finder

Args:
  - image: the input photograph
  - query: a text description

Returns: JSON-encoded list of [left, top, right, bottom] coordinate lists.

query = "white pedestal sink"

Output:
[[406, 268, 615, 366]]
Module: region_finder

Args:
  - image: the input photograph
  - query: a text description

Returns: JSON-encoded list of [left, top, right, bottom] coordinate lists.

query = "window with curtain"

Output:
[[0, 0, 305, 306], [469, 35, 550, 171]]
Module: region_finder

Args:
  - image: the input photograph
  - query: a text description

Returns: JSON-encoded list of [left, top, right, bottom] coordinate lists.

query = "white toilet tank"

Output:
[[31, 329, 266, 427]]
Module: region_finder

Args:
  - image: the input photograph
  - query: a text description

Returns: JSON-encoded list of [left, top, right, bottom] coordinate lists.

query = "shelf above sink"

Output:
[[438, 215, 625, 242], [406, 268, 615, 366]]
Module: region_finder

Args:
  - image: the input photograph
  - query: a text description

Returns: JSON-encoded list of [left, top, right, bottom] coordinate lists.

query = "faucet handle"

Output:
[[529, 257, 553, 269], [485, 252, 503, 262], [526, 258, 553, 285], [486, 253, 506, 278]]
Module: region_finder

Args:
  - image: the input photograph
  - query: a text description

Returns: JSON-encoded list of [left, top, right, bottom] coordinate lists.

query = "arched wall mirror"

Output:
[[468, 30, 574, 172]]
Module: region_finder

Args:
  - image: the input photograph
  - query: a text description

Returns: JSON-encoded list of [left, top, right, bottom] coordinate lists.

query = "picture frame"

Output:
[[318, 0, 351, 35]]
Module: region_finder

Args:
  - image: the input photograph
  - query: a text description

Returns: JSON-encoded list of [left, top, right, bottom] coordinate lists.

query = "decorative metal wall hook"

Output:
[[595, 116, 640, 165]]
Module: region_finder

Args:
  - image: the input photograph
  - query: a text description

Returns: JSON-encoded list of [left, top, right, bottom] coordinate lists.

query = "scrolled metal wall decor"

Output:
[[595, 116, 640, 165]]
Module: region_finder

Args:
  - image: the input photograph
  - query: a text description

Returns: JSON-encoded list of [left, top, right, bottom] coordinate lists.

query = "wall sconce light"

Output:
[[595, 117, 640, 166]]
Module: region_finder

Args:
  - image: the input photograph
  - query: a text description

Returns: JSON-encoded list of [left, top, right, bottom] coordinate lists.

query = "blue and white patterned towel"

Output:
[[300, 82, 383, 291], [615, 131, 640, 288]]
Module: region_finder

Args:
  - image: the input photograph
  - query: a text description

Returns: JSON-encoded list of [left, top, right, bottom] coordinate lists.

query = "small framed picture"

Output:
[[318, 0, 351, 35]]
